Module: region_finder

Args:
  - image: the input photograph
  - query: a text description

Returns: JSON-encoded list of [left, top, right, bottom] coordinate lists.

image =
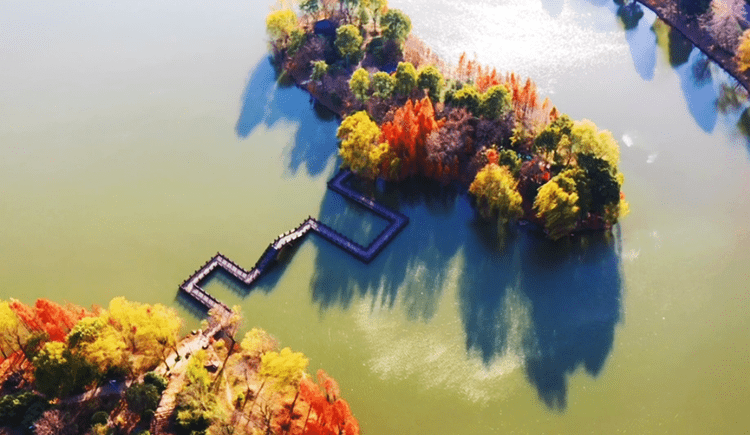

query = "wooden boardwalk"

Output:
[[179, 170, 409, 312]]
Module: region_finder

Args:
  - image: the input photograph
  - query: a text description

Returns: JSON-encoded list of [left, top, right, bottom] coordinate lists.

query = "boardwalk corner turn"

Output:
[[179, 170, 409, 313]]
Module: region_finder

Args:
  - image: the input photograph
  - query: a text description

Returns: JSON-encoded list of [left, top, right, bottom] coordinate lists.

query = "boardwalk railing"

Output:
[[179, 170, 409, 313]]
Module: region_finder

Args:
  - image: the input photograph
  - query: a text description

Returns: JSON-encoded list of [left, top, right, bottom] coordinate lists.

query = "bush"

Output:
[[125, 383, 161, 418], [91, 411, 109, 426], [0, 391, 48, 428], [144, 372, 169, 393]]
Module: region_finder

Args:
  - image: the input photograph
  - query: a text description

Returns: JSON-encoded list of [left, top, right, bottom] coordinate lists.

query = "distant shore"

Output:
[[636, 0, 750, 91]]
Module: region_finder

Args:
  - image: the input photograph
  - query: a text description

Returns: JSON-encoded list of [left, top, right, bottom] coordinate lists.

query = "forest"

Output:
[[0, 297, 359, 435], [267, 0, 630, 240]]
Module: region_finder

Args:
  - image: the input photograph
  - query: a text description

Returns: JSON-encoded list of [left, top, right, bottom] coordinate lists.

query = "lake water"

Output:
[[2, 0, 750, 433]]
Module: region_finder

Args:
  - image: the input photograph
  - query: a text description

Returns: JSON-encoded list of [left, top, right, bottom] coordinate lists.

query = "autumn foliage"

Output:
[[9, 299, 92, 343], [290, 370, 360, 435], [380, 97, 444, 179]]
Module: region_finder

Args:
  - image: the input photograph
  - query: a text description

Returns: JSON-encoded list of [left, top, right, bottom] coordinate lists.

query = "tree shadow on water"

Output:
[[309, 177, 471, 321], [235, 57, 339, 176], [518, 228, 623, 410], [458, 219, 519, 364], [651, 20, 718, 132]]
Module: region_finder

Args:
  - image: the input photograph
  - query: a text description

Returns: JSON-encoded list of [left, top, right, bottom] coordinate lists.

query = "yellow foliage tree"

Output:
[[570, 120, 620, 165], [0, 301, 25, 360], [67, 316, 128, 374], [469, 163, 523, 223], [106, 297, 182, 372], [266, 9, 298, 49], [337, 111, 390, 179], [534, 169, 581, 240], [250, 347, 309, 414], [736, 29, 750, 73]]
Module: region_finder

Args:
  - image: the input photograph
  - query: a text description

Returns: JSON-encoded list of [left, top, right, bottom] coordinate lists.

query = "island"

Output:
[[0, 297, 359, 435], [267, 0, 630, 241]]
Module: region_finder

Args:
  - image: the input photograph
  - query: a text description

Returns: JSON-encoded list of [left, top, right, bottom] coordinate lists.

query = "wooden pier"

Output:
[[179, 170, 409, 313]]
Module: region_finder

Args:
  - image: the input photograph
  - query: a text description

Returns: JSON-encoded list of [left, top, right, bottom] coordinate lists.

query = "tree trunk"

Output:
[[301, 403, 313, 435], [285, 388, 301, 435]]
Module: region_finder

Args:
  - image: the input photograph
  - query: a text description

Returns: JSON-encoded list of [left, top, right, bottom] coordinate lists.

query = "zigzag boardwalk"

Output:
[[179, 170, 409, 312]]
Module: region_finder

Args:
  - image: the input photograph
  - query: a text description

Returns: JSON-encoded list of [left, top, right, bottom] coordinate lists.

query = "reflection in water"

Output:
[[235, 58, 339, 176]]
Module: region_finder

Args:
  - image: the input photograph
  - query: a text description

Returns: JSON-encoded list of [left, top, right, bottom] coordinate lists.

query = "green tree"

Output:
[[452, 83, 481, 115], [125, 383, 161, 419], [337, 111, 390, 179], [381, 8, 412, 45], [176, 350, 217, 435], [364, 0, 388, 27], [498, 149, 522, 177], [266, 9, 299, 50], [310, 60, 329, 82], [298, 0, 320, 18], [371, 71, 395, 98], [335, 24, 364, 65], [0, 391, 47, 428], [417, 65, 444, 102], [469, 163, 523, 222], [394, 62, 417, 96], [33, 341, 98, 398], [534, 169, 581, 240], [533, 114, 574, 163], [479, 85, 512, 120], [349, 68, 371, 102]]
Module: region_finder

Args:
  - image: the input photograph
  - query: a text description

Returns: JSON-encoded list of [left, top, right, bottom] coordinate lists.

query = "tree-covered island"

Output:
[[0, 297, 359, 435], [267, 0, 629, 240]]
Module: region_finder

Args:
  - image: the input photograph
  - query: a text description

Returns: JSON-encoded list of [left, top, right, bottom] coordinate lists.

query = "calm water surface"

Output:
[[2, 0, 749, 433]]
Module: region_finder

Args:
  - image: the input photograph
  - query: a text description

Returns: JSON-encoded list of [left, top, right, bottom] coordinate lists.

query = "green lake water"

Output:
[[2, 0, 750, 433]]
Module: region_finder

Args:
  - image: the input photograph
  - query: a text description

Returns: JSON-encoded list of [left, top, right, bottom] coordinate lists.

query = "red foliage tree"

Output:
[[9, 299, 91, 342], [294, 370, 360, 435], [381, 97, 444, 180]]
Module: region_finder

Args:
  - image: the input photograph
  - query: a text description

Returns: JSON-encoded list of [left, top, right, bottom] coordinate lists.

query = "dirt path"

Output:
[[150, 325, 219, 434]]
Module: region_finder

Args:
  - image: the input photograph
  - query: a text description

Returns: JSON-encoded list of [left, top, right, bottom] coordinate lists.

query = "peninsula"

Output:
[[0, 297, 359, 435]]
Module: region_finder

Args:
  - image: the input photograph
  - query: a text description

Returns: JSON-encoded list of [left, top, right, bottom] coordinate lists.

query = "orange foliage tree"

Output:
[[380, 97, 444, 179], [9, 299, 92, 342], [289, 370, 359, 435], [454, 53, 558, 133]]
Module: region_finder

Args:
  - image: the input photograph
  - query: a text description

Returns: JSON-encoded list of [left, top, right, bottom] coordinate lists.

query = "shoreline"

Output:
[[635, 0, 750, 91]]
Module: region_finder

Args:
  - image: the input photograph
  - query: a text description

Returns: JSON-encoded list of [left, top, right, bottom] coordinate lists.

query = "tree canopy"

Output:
[[349, 68, 371, 101], [534, 169, 581, 240], [417, 65, 444, 102], [469, 163, 524, 222], [381, 8, 412, 44], [394, 61, 417, 96], [337, 111, 390, 179], [335, 24, 364, 63], [266, 9, 298, 49]]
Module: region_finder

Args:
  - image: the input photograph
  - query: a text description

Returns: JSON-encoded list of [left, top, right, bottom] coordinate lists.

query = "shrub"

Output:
[[91, 411, 109, 426], [144, 372, 168, 393], [0, 391, 47, 428], [125, 383, 161, 418]]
